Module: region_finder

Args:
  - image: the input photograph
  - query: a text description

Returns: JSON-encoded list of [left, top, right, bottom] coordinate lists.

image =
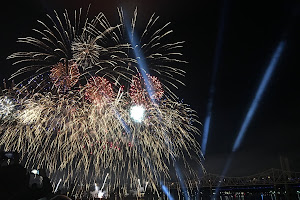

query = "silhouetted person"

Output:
[[41, 174, 53, 198]]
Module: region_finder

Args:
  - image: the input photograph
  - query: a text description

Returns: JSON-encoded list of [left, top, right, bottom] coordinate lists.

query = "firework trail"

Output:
[[0, 7, 204, 195]]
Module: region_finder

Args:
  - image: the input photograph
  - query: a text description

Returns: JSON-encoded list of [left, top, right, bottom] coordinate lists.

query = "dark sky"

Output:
[[1, 0, 300, 177]]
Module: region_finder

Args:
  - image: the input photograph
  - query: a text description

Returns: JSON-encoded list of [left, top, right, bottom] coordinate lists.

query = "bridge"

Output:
[[167, 168, 300, 188]]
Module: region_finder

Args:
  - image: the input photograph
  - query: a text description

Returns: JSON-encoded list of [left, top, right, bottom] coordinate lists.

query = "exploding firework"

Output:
[[84, 76, 115, 106], [0, 96, 15, 120], [7, 8, 130, 91], [0, 6, 204, 196], [50, 60, 80, 90], [7, 7, 186, 96], [129, 73, 164, 106]]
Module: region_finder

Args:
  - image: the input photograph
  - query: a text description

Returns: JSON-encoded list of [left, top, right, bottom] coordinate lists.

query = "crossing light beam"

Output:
[[232, 40, 285, 152]]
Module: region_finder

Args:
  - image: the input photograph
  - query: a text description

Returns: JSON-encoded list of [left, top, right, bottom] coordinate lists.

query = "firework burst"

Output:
[[1, 6, 204, 196], [129, 73, 164, 106], [84, 76, 115, 105], [50, 60, 80, 90]]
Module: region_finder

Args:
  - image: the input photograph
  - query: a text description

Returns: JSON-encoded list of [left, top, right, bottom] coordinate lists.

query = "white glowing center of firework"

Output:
[[98, 191, 104, 198], [130, 105, 145, 123], [0, 96, 14, 117]]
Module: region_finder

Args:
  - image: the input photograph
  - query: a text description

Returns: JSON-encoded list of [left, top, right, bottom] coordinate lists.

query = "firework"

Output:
[[50, 60, 80, 90], [7, 8, 130, 91], [8, 7, 187, 96], [1, 7, 204, 196], [129, 73, 164, 106], [71, 34, 102, 68], [0, 96, 15, 120], [84, 76, 115, 105]]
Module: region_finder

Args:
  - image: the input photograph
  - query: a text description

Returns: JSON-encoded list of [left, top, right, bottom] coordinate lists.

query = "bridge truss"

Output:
[[167, 168, 300, 189]]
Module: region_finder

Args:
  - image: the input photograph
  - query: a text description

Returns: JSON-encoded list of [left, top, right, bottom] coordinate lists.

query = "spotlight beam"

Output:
[[174, 162, 189, 199], [213, 40, 285, 199], [211, 154, 234, 200], [124, 12, 187, 196], [123, 9, 155, 103], [232, 40, 285, 152], [161, 184, 174, 200], [202, 0, 229, 156]]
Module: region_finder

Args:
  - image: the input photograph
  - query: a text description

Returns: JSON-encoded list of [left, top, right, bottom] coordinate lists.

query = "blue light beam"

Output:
[[232, 40, 285, 152], [122, 9, 156, 103], [161, 184, 174, 200], [202, 102, 212, 156], [174, 163, 189, 199], [202, 0, 229, 156], [211, 154, 234, 200]]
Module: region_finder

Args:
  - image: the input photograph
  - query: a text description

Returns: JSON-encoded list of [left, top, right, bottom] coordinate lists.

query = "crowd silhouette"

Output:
[[0, 151, 72, 200]]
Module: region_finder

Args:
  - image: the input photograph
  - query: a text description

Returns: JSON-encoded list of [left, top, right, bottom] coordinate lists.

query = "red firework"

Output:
[[50, 60, 80, 90], [146, 73, 164, 100], [129, 73, 164, 106], [85, 76, 115, 105]]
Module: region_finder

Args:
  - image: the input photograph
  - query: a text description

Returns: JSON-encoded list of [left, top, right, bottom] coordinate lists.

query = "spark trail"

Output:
[[0, 7, 204, 195]]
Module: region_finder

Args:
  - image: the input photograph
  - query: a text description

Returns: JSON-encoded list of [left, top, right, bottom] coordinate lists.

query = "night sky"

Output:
[[0, 0, 299, 177]]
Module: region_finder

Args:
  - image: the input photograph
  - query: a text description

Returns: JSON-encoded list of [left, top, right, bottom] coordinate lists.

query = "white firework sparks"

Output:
[[0, 7, 204, 196], [0, 96, 15, 120]]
